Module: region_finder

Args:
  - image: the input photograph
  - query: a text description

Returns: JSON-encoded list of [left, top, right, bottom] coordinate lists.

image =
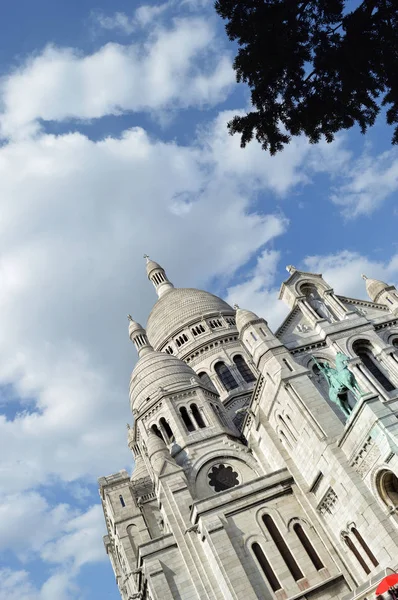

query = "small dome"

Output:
[[128, 317, 144, 339], [362, 274, 390, 303], [235, 306, 262, 332], [130, 350, 200, 411], [146, 288, 234, 349], [146, 258, 163, 278], [130, 453, 149, 481]]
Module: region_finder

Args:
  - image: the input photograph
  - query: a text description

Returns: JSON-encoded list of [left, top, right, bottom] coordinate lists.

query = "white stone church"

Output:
[[98, 258, 398, 600]]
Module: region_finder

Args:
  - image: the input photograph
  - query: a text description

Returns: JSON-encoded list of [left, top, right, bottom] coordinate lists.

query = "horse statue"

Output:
[[311, 353, 364, 418]]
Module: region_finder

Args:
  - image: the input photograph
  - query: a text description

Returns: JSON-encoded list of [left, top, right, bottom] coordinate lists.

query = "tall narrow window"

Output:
[[159, 417, 174, 442], [293, 523, 323, 571], [343, 535, 370, 574], [252, 542, 281, 592], [283, 358, 293, 372], [180, 407, 195, 432], [278, 415, 297, 442], [198, 372, 217, 393], [151, 424, 164, 441], [262, 515, 303, 581], [210, 403, 222, 425], [351, 528, 378, 567], [214, 362, 239, 391], [191, 404, 206, 428], [233, 355, 256, 383], [119, 495, 126, 508], [354, 342, 395, 392]]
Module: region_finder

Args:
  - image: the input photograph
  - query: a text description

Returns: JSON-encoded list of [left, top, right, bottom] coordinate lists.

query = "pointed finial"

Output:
[[286, 265, 297, 274], [233, 303, 240, 310], [361, 274, 368, 280]]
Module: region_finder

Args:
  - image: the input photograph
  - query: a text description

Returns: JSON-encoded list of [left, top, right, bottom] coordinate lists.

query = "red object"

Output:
[[375, 574, 398, 594]]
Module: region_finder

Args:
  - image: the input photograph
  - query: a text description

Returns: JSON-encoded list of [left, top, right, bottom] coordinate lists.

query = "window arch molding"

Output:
[[351, 338, 395, 392], [192, 452, 259, 487], [386, 333, 398, 348], [213, 360, 239, 391], [374, 467, 398, 511], [295, 279, 328, 297], [231, 352, 257, 383], [306, 354, 335, 371], [255, 505, 287, 540], [345, 333, 383, 358]]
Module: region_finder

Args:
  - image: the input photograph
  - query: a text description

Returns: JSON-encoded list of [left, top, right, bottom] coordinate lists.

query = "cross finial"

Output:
[[127, 314, 133, 321], [361, 274, 368, 280], [143, 254, 150, 261], [233, 303, 240, 310]]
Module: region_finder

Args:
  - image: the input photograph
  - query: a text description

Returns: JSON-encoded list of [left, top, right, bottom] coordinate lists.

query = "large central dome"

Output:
[[146, 288, 234, 349]]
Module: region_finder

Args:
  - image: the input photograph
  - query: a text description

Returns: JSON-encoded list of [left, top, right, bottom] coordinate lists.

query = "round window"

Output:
[[208, 463, 240, 493]]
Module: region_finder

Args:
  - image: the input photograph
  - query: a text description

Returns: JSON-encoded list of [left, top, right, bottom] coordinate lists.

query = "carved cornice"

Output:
[[275, 306, 300, 337], [185, 335, 239, 364], [290, 341, 327, 356]]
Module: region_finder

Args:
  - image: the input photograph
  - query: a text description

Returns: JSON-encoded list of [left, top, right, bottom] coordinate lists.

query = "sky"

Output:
[[0, 1, 397, 599]]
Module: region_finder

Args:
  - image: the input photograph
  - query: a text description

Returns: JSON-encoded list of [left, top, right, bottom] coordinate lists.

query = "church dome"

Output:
[[130, 349, 200, 411], [146, 288, 234, 349], [362, 274, 390, 303]]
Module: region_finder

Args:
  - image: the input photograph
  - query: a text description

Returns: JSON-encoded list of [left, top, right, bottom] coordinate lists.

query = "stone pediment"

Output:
[[276, 306, 315, 345], [337, 296, 389, 320]]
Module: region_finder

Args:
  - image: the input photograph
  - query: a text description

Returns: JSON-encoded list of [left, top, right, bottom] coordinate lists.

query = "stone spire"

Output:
[[235, 306, 265, 333], [144, 255, 174, 298], [128, 316, 153, 358], [361, 274, 391, 303]]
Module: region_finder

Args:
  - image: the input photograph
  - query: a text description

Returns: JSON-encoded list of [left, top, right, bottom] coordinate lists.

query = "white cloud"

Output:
[[95, 3, 173, 33], [0, 17, 234, 139], [330, 147, 398, 218], [0, 111, 301, 501], [225, 250, 290, 330], [0, 496, 103, 600], [303, 250, 398, 299]]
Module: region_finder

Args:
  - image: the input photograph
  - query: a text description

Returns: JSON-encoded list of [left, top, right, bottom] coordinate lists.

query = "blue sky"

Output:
[[0, 1, 397, 599]]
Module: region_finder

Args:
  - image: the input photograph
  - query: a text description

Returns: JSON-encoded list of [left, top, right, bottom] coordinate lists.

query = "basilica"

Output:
[[98, 258, 398, 600]]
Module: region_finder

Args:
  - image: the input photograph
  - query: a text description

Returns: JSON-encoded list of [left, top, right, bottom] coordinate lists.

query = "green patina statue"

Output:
[[311, 353, 364, 418]]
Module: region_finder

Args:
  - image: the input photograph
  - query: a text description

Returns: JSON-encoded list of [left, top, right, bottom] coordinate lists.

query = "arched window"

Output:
[[293, 523, 323, 571], [214, 362, 239, 391], [159, 417, 174, 442], [279, 430, 292, 449], [283, 358, 293, 372], [278, 415, 297, 443], [180, 407, 195, 432], [377, 469, 398, 509], [351, 527, 378, 568], [353, 341, 395, 392], [343, 534, 370, 574], [252, 542, 281, 592], [210, 403, 222, 425], [151, 424, 164, 441], [233, 355, 256, 383], [262, 515, 303, 581], [127, 524, 138, 553], [198, 371, 217, 393], [119, 495, 126, 508], [393, 339, 398, 348], [190, 404, 206, 428]]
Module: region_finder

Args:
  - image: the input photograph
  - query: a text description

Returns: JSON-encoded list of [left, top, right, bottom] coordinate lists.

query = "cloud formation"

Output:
[[0, 16, 234, 139]]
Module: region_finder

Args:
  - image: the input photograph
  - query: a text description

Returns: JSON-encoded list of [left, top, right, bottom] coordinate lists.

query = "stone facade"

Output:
[[99, 260, 398, 599]]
